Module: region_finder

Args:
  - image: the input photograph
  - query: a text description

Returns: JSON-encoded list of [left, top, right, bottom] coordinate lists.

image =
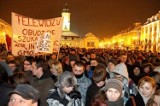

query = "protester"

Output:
[[0, 54, 13, 76], [149, 71, 160, 89], [91, 92, 108, 106], [125, 76, 156, 106], [0, 64, 14, 106], [1, 46, 160, 106], [146, 89, 160, 106], [90, 52, 97, 60], [95, 78, 124, 106], [48, 53, 57, 68], [130, 64, 144, 85], [86, 66, 108, 106], [9, 71, 30, 87], [87, 58, 99, 78], [142, 63, 154, 76], [72, 61, 91, 103], [8, 84, 40, 106], [7, 60, 18, 73], [112, 63, 138, 104], [62, 56, 72, 72], [23, 56, 35, 85], [126, 57, 135, 78], [31, 57, 55, 106], [47, 71, 84, 106], [50, 60, 63, 82], [118, 53, 127, 63], [69, 48, 80, 67], [106, 59, 117, 78]]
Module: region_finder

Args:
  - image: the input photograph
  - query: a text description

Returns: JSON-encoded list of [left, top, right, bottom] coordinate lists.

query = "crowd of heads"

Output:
[[0, 46, 160, 106]]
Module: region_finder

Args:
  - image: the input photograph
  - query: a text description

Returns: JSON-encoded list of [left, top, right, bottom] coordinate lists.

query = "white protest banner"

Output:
[[12, 12, 63, 56], [35, 32, 53, 53]]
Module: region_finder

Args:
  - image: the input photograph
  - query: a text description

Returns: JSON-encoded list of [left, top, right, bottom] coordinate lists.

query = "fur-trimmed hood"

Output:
[[55, 71, 77, 88]]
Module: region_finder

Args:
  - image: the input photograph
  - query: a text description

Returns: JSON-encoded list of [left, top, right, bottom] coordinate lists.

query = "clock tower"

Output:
[[62, 3, 70, 31]]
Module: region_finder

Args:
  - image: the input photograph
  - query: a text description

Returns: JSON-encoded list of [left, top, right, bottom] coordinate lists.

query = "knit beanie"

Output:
[[101, 78, 123, 93]]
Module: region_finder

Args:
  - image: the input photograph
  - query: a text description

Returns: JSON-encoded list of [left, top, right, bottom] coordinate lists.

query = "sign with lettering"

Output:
[[35, 32, 53, 53], [12, 12, 63, 56]]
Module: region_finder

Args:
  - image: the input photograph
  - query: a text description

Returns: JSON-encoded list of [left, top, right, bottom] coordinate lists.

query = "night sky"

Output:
[[0, 0, 160, 39]]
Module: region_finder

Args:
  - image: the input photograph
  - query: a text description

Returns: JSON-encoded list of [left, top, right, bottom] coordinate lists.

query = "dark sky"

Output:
[[0, 0, 160, 39]]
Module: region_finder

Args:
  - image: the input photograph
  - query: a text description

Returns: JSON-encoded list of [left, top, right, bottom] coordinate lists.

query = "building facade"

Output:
[[140, 11, 160, 52], [103, 23, 141, 50], [0, 19, 12, 44], [80, 32, 99, 49], [100, 11, 160, 52], [61, 3, 81, 47], [60, 3, 100, 48]]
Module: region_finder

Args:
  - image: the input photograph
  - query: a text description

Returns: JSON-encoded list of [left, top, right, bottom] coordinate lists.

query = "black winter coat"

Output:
[[0, 83, 14, 106], [125, 92, 145, 106], [85, 82, 103, 106]]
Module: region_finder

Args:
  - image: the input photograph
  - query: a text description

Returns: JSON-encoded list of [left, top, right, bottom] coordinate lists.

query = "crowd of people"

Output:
[[0, 46, 160, 106]]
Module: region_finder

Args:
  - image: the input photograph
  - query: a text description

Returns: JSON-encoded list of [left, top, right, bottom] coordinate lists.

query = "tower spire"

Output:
[[62, 3, 69, 12], [62, 3, 70, 31]]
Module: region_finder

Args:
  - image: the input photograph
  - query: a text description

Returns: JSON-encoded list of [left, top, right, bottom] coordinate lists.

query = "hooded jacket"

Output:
[[112, 63, 129, 84], [112, 63, 138, 104]]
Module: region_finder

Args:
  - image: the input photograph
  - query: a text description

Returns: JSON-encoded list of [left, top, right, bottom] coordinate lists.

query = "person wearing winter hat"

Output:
[[8, 84, 40, 106], [55, 71, 77, 89], [47, 71, 84, 106], [112, 63, 129, 84], [112, 63, 138, 104], [102, 78, 123, 94], [94, 78, 124, 106], [130, 64, 144, 85]]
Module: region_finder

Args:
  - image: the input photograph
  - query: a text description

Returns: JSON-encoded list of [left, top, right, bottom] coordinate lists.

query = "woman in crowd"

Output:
[[125, 76, 156, 106], [93, 78, 124, 106], [47, 71, 84, 106], [50, 60, 63, 82]]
